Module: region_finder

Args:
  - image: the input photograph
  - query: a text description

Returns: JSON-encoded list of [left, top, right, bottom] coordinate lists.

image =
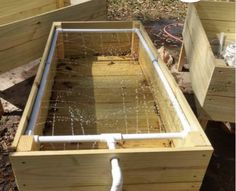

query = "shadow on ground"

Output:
[[201, 121, 235, 191]]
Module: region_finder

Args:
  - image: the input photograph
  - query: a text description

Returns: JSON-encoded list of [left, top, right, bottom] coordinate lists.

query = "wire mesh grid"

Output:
[[35, 31, 168, 150]]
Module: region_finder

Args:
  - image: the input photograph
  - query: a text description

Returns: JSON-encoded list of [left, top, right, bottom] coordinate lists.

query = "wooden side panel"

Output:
[[6, 183, 200, 191], [195, 1, 235, 21], [207, 65, 235, 98], [0, 0, 106, 74], [203, 95, 235, 122], [10, 148, 212, 191], [62, 21, 133, 57], [183, 4, 215, 106], [203, 65, 235, 122], [201, 19, 235, 35], [11, 24, 58, 149], [196, 1, 235, 39], [0, 0, 62, 25], [64, 33, 131, 57]]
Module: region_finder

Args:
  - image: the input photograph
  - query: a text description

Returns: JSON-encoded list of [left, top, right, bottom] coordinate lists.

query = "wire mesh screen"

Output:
[[38, 31, 167, 150]]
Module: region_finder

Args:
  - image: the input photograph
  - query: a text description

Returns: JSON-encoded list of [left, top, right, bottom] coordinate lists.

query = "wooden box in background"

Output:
[[183, 1, 235, 122]]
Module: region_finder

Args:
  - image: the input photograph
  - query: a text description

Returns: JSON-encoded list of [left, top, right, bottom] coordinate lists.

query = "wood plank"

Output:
[[53, 74, 144, 86], [11, 24, 58, 149], [43, 88, 154, 104], [176, 43, 186, 72], [64, 32, 132, 56], [0, 0, 60, 25], [207, 65, 235, 97], [203, 95, 235, 122], [183, 4, 215, 106], [196, 1, 235, 21], [201, 19, 235, 35], [1, 183, 201, 191], [0, 0, 106, 74], [203, 64, 235, 122], [0, 59, 39, 91], [17, 135, 39, 152], [54, 60, 141, 76], [10, 148, 212, 191]]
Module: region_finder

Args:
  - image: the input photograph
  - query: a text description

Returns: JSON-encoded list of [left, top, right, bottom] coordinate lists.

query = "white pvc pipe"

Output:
[[180, 0, 200, 2], [110, 158, 123, 191], [26, 29, 59, 135], [34, 131, 187, 144], [106, 138, 123, 191], [56, 28, 135, 33], [34, 134, 102, 143], [134, 29, 191, 135]]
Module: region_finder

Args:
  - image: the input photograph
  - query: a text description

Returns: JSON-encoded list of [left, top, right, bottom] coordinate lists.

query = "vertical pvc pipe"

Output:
[[107, 138, 123, 191], [110, 158, 123, 191]]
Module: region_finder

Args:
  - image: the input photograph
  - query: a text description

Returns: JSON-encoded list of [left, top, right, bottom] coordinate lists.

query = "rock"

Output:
[[157, 46, 174, 67]]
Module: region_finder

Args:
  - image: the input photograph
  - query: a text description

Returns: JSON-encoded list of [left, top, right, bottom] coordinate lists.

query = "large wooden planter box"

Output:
[[183, 1, 235, 122], [10, 21, 212, 191], [0, 0, 106, 73]]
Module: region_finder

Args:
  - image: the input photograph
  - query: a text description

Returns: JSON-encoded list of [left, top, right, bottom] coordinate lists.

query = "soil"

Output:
[[0, 115, 21, 191]]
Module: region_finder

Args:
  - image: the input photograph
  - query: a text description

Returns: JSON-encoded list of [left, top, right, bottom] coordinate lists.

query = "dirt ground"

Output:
[[0, 1, 235, 190], [107, 0, 187, 21]]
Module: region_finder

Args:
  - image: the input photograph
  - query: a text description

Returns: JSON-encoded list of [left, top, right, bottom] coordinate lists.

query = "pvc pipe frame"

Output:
[[26, 27, 191, 139]]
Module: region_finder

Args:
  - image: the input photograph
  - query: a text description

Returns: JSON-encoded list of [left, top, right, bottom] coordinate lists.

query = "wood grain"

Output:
[[10, 148, 212, 191], [183, 2, 235, 122], [0, 0, 106, 73]]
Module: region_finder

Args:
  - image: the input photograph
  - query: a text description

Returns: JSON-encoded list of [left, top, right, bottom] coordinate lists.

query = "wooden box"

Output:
[[183, 1, 235, 122], [10, 21, 212, 191]]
